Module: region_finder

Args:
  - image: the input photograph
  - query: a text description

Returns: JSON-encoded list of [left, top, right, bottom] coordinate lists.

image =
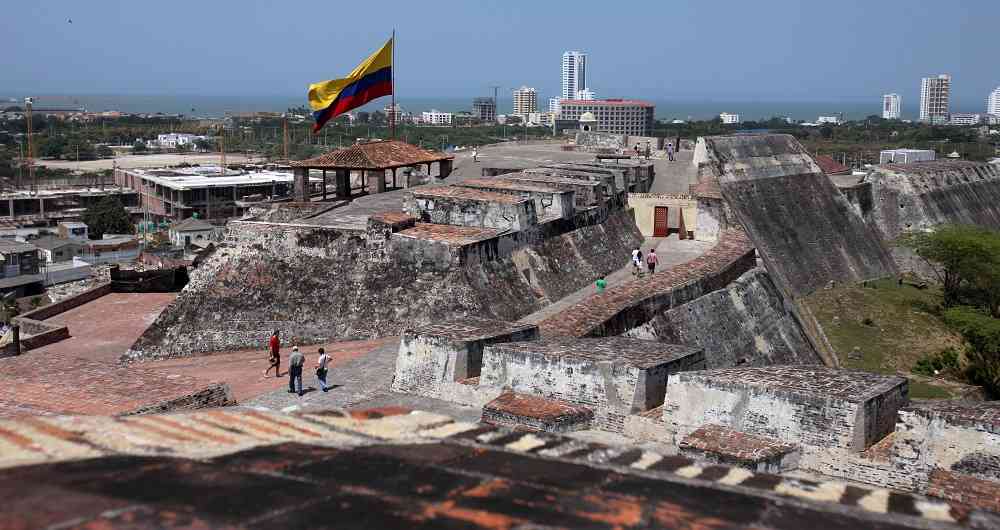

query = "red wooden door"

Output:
[[653, 206, 669, 237]]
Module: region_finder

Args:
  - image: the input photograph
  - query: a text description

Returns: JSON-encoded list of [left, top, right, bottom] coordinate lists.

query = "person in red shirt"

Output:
[[264, 330, 281, 377], [646, 249, 659, 275]]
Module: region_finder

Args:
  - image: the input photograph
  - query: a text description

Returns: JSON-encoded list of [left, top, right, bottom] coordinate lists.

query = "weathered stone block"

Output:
[[679, 424, 800, 473], [661, 366, 907, 451], [391, 318, 539, 398], [482, 392, 594, 433], [480, 338, 705, 431], [403, 186, 538, 231]]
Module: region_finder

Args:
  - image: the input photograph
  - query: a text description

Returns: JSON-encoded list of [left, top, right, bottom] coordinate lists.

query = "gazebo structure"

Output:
[[290, 140, 454, 202]]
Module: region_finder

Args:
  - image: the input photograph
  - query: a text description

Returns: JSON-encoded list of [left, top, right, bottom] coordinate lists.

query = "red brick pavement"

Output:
[[0, 288, 393, 417], [537, 231, 754, 337], [149, 338, 395, 402], [33, 293, 177, 363]]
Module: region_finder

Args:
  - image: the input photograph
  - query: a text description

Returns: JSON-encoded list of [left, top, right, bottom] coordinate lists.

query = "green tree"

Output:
[[943, 307, 1000, 397], [96, 145, 114, 158], [897, 225, 1000, 315], [82, 196, 134, 239], [133, 140, 147, 153]]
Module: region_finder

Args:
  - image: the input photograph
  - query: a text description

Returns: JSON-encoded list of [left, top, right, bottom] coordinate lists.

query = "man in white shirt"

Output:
[[315, 347, 331, 392]]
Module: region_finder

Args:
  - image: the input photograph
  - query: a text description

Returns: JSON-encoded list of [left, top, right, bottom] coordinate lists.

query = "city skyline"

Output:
[[3, 0, 998, 110]]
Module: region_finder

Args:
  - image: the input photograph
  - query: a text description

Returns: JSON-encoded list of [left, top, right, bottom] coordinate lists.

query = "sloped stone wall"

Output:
[[125, 210, 642, 361], [625, 268, 821, 367]]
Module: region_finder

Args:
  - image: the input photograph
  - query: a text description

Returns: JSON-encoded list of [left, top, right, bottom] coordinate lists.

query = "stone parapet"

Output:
[[679, 424, 800, 473], [403, 186, 538, 231], [480, 337, 705, 431], [482, 392, 594, 433], [391, 317, 539, 399], [661, 366, 908, 452]]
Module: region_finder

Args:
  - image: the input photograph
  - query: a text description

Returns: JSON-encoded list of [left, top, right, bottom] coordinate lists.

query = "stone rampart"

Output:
[[537, 230, 755, 338], [704, 134, 897, 298], [864, 161, 1000, 275], [480, 338, 706, 431], [625, 267, 821, 367], [502, 172, 604, 208], [403, 187, 538, 231], [391, 318, 539, 399], [125, 207, 642, 360], [661, 366, 908, 451], [455, 177, 576, 221]]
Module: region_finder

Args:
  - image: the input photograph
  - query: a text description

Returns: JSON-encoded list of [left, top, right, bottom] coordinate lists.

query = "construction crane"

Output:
[[20, 95, 86, 193]]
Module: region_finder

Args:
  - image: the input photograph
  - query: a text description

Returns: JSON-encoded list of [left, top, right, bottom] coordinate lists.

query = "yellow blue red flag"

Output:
[[308, 38, 393, 132]]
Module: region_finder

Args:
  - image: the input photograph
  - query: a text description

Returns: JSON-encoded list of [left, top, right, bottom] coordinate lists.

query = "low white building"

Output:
[[719, 112, 740, 124], [949, 113, 982, 126], [880, 149, 936, 164], [81, 236, 140, 265], [154, 133, 204, 149], [57, 221, 88, 241], [420, 110, 453, 125], [169, 216, 215, 247], [817, 116, 841, 125]]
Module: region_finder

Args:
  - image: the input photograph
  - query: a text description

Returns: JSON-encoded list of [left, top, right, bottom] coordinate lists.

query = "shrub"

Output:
[[912, 348, 961, 376], [943, 306, 1000, 397]]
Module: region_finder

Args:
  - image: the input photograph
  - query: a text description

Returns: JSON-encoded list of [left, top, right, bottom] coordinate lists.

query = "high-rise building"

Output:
[[882, 93, 902, 119], [919, 74, 951, 123], [472, 97, 497, 122], [561, 51, 587, 100], [512, 86, 538, 115], [575, 88, 596, 100], [988, 86, 1000, 116], [549, 98, 561, 115]]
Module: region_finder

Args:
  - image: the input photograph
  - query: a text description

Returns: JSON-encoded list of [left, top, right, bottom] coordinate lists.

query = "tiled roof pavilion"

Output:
[[292, 140, 453, 171], [290, 140, 454, 201]]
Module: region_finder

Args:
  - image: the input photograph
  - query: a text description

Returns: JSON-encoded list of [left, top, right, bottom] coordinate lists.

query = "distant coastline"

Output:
[[0, 93, 985, 122]]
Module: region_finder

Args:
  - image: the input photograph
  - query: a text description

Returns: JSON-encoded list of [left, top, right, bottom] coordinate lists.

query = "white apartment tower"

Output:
[[561, 51, 587, 100], [882, 93, 901, 119], [512, 86, 538, 115], [919, 74, 951, 123], [988, 86, 1000, 116]]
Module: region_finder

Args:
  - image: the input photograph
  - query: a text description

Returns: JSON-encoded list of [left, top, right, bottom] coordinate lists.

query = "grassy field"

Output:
[[803, 278, 968, 399]]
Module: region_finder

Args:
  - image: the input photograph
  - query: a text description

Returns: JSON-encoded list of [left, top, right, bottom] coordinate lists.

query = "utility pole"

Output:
[[490, 85, 501, 123], [24, 97, 35, 194], [283, 116, 289, 160]]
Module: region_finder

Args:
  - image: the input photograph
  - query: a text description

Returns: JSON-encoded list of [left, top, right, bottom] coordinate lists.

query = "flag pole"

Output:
[[390, 29, 396, 139]]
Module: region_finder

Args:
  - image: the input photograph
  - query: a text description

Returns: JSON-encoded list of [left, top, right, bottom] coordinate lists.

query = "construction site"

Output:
[[2, 133, 1000, 529]]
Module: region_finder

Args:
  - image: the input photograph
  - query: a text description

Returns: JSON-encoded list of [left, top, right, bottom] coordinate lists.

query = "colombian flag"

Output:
[[308, 38, 393, 132]]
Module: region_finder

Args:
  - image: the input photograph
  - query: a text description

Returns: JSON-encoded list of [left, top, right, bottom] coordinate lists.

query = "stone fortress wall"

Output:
[[388, 135, 1000, 516], [125, 159, 655, 362], [859, 161, 1000, 276], [701, 134, 898, 299]]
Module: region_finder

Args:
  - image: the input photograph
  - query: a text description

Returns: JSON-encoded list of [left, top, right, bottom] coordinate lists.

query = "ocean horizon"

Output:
[[1, 93, 986, 123]]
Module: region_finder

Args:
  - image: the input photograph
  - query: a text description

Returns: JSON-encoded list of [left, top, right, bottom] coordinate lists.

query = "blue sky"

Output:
[[3, 0, 998, 107]]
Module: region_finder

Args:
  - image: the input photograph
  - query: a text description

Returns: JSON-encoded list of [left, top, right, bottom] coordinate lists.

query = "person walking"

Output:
[[288, 346, 305, 396], [472, 147, 479, 162], [315, 347, 331, 392], [666, 142, 675, 162], [631, 247, 642, 276], [646, 248, 659, 275], [264, 330, 281, 377], [633, 144, 640, 158], [595, 276, 607, 294]]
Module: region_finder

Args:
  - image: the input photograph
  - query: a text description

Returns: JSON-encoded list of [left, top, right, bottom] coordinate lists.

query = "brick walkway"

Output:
[[150, 338, 393, 403], [32, 292, 177, 363], [518, 234, 714, 325], [537, 231, 755, 337]]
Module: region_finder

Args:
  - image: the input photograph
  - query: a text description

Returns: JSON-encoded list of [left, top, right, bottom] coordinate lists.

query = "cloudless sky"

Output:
[[3, 0, 998, 107]]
